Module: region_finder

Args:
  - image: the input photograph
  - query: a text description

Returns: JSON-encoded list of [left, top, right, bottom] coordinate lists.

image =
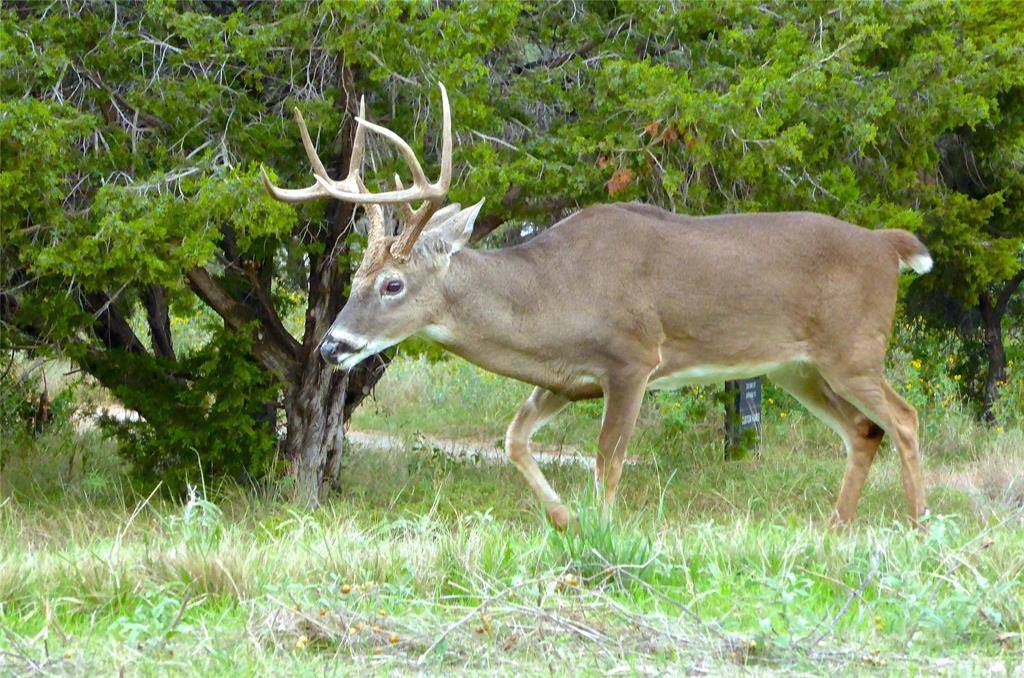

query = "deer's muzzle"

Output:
[[319, 337, 363, 365]]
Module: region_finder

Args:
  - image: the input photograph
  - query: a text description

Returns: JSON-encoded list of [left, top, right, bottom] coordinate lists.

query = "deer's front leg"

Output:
[[505, 387, 571, 529], [596, 372, 648, 506]]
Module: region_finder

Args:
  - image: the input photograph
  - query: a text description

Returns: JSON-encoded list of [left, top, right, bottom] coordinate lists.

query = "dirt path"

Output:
[[73, 404, 140, 432], [346, 429, 599, 468], [80, 409, 1020, 501], [76, 406, 598, 468]]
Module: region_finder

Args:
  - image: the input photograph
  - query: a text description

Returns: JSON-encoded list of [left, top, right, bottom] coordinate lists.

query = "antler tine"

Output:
[[260, 168, 325, 204], [437, 82, 452, 190], [389, 83, 453, 260], [262, 100, 366, 204], [393, 174, 415, 223], [260, 108, 327, 203], [356, 117, 431, 189], [390, 202, 439, 260], [293, 108, 329, 179], [348, 97, 367, 179], [375, 167, 447, 249], [260, 110, 331, 202], [348, 97, 389, 244], [314, 82, 452, 208], [354, 174, 386, 244]]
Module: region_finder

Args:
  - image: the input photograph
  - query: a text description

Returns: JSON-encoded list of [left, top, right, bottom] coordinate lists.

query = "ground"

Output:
[[1, 356, 1022, 675]]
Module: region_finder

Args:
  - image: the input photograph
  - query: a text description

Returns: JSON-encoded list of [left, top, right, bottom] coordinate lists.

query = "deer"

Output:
[[262, 84, 932, 530]]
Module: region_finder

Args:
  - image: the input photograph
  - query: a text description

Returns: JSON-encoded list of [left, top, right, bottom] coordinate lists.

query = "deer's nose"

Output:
[[319, 337, 360, 363]]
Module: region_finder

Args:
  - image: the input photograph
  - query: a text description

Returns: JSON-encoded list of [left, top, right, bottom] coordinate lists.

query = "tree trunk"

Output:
[[281, 352, 389, 507], [977, 269, 1023, 425], [242, 258, 281, 446], [979, 294, 1008, 425], [283, 359, 348, 509], [276, 53, 392, 506]]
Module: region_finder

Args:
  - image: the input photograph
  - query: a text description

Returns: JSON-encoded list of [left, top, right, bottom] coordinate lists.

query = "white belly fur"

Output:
[[647, 359, 801, 390]]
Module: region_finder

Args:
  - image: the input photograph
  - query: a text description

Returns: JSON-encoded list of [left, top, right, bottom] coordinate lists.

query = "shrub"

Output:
[[99, 330, 279, 494]]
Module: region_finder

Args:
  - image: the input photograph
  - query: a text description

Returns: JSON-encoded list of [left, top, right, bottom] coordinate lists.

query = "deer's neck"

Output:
[[426, 247, 547, 376]]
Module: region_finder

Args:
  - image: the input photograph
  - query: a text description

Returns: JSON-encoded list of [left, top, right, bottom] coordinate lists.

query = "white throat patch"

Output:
[[421, 324, 454, 344]]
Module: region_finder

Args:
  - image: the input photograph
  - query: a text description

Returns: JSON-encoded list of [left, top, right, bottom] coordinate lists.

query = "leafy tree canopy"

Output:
[[2, 1, 1021, 494]]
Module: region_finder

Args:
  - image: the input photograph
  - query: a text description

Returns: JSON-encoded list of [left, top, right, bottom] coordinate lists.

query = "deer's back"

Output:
[[510, 203, 902, 366]]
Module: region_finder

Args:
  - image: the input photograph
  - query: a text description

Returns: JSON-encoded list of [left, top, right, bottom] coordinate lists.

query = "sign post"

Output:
[[724, 377, 763, 459]]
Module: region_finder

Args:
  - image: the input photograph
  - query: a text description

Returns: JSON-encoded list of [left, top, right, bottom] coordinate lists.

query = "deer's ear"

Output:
[[433, 199, 485, 254], [423, 203, 463, 228]]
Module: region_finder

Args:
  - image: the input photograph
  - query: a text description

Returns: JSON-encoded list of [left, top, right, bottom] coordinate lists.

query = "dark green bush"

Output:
[[96, 331, 279, 494]]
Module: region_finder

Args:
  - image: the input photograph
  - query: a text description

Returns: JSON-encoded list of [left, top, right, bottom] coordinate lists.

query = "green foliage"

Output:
[[0, 363, 126, 501], [0, 364, 79, 472], [98, 330, 278, 494], [396, 335, 448, 362], [0, 369, 41, 438], [3, 0, 1022, 491], [652, 386, 724, 435], [551, 503, 655, 586]]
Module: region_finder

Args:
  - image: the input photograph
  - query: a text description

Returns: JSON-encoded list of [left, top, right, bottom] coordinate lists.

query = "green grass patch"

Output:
[[2, 356, 1023, 674]]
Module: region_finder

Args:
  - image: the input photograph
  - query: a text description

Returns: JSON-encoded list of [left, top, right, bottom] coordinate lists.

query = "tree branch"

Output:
[[84, 292, 148, 355], [995, 266, 1024, 316], [343, 354, 391, 420], [143, 284, 176, 360], [511, 37, 603, 74], [188, 267, 298, 384], [79, 64, 167, 132], [242, 259, 302, 359], [470, 184, 522, 243], [469, 185, 570, 244]]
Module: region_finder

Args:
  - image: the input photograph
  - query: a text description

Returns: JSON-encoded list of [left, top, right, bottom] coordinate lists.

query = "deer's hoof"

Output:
[[910, 507, 930, 533], [546, 504, 574, 531], [828, 513, 851, 531]]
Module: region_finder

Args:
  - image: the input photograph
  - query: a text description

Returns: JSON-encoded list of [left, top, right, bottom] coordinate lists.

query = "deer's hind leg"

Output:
[[768, 364, 886, 527], [879, 380, 925, 522], [505, 387, 571, 529], [818, 370, 926, 526]]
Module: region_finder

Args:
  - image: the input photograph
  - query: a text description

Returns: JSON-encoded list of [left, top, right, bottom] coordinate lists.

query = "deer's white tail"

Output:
[[881, 229, 932, 274]]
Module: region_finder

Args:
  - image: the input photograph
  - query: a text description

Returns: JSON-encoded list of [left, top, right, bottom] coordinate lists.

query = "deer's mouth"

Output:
[[319, 335, 366, 367], [319, 332, 399, 371]]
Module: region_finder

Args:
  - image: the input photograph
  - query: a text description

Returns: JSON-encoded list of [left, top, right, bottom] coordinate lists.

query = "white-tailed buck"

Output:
[[263, 84, 932, 529]]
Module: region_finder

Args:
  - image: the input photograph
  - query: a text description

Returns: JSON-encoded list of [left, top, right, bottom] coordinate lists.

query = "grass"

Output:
[[1, 356, 1023, 674]]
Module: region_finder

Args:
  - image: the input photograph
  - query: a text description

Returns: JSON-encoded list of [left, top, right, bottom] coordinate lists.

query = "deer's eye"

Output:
[[381, 279, 404, 296]]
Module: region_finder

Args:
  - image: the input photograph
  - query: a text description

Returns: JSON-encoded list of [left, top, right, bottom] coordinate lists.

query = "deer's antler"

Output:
[[261, 97, 386, 243], [263, 83, 453, 262]]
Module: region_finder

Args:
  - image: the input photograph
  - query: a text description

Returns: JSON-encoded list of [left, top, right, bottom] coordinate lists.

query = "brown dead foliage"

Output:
[[607, 168, 633, 196]]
